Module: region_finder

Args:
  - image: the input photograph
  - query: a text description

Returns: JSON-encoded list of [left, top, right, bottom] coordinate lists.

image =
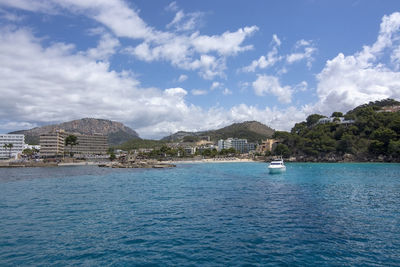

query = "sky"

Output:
[[0, 0, 400, 139]]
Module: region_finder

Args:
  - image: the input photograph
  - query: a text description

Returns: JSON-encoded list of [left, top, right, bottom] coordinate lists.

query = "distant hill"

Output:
[[274, 98, 400, 162], [10, 118, 140, 145], [162, 121, 275, 143]]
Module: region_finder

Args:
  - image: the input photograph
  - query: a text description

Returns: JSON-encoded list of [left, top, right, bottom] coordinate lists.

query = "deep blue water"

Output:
[[0, 162, 399, 266]]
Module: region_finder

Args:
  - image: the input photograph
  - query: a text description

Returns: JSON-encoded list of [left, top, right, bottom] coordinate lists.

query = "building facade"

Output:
[[40, 131, 108, 158], [0, 134, 25, 159], [69, 134, 108, 156], [218, 138, 255, 153], [40, 131, 65, 157], [257, 139, 278, 153]]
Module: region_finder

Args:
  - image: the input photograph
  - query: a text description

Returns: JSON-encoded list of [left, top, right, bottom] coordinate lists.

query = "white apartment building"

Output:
[[0, 134, 25, 159], [218, 138, 255, 153]]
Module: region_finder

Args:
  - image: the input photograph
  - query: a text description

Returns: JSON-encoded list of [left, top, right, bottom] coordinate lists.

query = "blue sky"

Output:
[[0, 0, 400, 138]]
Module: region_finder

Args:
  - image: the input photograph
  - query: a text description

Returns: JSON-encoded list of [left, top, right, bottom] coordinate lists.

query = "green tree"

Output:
[[306, 114, 326, 127], [291, 122, 307, 135], [369, 140, 385, 155], [371, 128, 397, 146], [274, 144, 290, 157], [65, 135, 78, 157], [109, 152, 116, 161], [388, 140, 400, 157], [3, 143, 13, 158], [331, 112, 343, 117], [183, 136, 200, 142], [22, 148, 34, 157]]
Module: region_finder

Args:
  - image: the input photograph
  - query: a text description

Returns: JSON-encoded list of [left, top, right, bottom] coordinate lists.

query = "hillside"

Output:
[[10, 118, 140, 146], [162, 121, 275, 143], [274, 99, 400, 162]]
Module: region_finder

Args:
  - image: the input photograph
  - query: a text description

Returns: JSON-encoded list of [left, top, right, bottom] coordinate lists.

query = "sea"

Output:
[[0, 162, 399, 266]]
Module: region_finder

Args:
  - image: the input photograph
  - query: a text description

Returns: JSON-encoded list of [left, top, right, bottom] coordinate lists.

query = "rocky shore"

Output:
[[98, 161, 176, 169]]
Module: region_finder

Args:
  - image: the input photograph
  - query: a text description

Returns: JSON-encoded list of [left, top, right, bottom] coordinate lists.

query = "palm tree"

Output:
[[3, 143, 8, 158], [65, 135, 78, 157], [3, 143, 13, 158], [8, 143, 13, 158]]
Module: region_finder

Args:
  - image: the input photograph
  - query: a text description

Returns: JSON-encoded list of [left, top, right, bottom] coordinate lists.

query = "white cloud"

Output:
[[166, 9, 203, 32], [242, 34, 282, 72], [191, 89, 207, 96], [0, 27, 201, 137], [0, 26, 311, 138], [86, 32, 120, 60], [252, 75, 292, 104], [0, 26, 303, 139], [0, 0, 55, 13], [164, 87, 187, 97], [313, 12, 400, 115], [165, 1, 179, 12], [190, 26, 258, 56], [222, 88, 232, 95], [0, 8, 25, 21], [0, 120, 38, 132], [286, 39, 316, 68], [210, 81, 222, 90], [294, 81, 308, 92], [0, 0, 257, 80], [178, 74, 188, 82]]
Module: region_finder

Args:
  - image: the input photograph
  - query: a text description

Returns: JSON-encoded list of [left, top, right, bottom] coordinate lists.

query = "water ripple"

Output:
[[0, 163, 399, 265]]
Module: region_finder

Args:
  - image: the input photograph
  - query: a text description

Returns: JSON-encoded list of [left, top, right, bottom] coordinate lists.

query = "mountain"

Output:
[[10, 118, 140, 145], [162, 121, 275, 143]]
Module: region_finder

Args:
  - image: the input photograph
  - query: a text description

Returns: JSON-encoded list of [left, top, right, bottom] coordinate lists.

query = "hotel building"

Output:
[[0, 134, 25, 159], [40, 131, 66, 157], [217, 138, 256, 153], [40, 131, 108, 158]]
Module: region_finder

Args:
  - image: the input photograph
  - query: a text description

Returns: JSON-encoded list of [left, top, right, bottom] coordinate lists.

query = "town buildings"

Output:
[[256, 139, 279, 154], [40, 130, 108, 158], [0, 134, 25, 159], [217, 138, 256, 153], [317, 117, 355, 125], [40, 131, 66, 157]]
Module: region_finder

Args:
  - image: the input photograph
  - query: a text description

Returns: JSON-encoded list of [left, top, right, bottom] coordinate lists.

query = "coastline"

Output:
[[167, 158, 256, 164]]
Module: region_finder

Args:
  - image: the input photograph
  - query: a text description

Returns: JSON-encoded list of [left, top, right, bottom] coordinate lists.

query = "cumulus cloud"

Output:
[[222, 88, 232, 95], [166, 8, 204, 32], [210, 81, 222, 90], [0, 27, 198, 137], [242, 34, 282, 72], [191, 89, 208, 96], [286, 39, 316, 68], [0, 0, 257, 80], [313, 12, 400, 115], [86, 32, 120, 60], [252, 75, 292, 104], [177, 74, 188, 82], [0, 26, 303, 138]]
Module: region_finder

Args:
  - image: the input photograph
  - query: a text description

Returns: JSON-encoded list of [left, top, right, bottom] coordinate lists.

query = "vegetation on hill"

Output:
[[273, 99, 400, 161], [116, 139, 167, 151], [162, 121, 275, 143]]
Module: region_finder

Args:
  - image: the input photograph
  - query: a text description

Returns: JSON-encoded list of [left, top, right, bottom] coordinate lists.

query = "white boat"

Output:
[[268, 158, 286, 173]]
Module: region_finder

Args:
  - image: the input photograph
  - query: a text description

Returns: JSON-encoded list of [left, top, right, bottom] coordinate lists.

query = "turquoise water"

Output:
[[0, 162, 399, 266]]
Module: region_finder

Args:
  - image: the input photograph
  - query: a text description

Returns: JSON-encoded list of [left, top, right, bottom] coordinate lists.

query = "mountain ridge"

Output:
[[10, 118, 140, 145], [161, 121, 275, 143]]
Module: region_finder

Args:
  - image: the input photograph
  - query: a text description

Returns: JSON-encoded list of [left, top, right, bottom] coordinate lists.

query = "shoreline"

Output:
[[168, 158, 256, 164], [1, 158, 399, 168]]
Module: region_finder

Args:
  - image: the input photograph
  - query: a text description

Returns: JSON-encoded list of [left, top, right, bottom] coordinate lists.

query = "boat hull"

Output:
[[268, 166, 286, 174]]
